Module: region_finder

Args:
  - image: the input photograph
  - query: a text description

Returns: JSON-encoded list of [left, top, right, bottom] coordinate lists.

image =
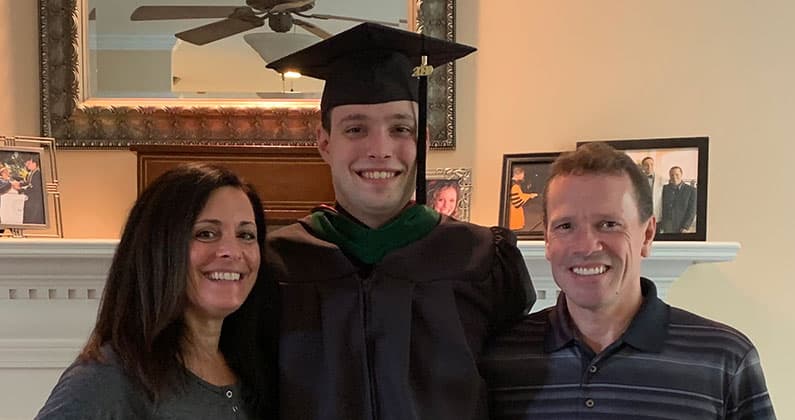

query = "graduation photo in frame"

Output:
[[498, 153, 561, 239], [577, 137, 709, 241]]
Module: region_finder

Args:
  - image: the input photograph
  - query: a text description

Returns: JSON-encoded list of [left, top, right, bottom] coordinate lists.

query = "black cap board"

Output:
[[266, 22, 476, 205]]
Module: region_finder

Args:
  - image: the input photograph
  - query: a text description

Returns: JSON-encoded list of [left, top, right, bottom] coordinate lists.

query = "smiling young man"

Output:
[[481, 143, 775, 419], [229, 24, 535, 420]]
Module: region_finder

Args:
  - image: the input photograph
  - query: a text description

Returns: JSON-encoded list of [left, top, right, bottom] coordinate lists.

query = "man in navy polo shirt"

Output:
[[482, 142, 775, 420]]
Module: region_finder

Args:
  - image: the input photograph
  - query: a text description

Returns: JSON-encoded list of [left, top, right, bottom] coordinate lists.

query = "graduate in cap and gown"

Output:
[[227, 23, 536, 420]]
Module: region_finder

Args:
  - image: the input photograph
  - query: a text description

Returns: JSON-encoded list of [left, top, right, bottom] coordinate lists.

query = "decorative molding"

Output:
[[0, 239, 739, 367], [0, 339, 84, 368], [0, 238, 117, 258], [416, 0, 457, 149], [518, 241, 741, 310], [0, 239, 115, 300], [38, 0, 458, 149]]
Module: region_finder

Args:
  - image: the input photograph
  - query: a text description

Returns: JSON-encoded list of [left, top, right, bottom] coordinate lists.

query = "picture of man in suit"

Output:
[[660, 166, 696, 233], [19, 157, 45, 225], [640, 156, 664, 223]]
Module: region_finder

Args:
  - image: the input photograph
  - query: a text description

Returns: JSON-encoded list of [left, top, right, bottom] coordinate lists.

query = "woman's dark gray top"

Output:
[[35, 346, 254, 420]]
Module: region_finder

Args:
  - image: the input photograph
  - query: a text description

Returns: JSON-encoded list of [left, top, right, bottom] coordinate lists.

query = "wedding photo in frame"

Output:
[[425, 168, 472, 222], [0, 136, 63, 238], [498, 153, 561, 239], [577, 137, 709, 241]]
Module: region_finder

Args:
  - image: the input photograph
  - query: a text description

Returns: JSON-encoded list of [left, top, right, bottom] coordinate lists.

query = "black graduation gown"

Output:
[[267, 216, 535, 420]]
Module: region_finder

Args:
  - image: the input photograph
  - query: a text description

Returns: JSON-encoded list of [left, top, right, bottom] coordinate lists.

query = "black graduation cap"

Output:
[[266, 22, 476, 205]]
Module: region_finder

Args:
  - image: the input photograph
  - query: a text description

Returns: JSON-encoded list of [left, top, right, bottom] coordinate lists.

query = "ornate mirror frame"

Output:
[[39, 0, 459, 149]]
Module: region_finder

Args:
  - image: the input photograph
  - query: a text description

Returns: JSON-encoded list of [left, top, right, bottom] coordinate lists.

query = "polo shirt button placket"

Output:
[[226, 390, 238, 416], [589, 364, 598, 374]]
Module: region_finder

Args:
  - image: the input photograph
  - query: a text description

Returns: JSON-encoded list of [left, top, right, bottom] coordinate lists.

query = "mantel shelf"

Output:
[[0, 239, 740, 369], [517, 241, 740, 308]]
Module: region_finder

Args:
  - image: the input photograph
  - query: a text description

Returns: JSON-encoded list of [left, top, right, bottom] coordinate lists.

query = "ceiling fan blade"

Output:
[[244, 32, 319, 63], [176, 18, 264, 46], [269, 0, 316, 14], [301, 13, 403, 27], [131, 6, 240, 21], [293, 18, 332, 39]]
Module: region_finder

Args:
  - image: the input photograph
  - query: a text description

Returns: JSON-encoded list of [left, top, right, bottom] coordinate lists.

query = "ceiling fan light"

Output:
[[283, 71, 302, 79], [244, 32, 319, 64]]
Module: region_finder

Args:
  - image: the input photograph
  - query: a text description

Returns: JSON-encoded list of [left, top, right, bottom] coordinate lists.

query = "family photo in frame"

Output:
[[498, 153, 560, 239], [577, 137, 709, 241], [0, 136, 63, 237], [425, 167, 472, 222], [0, 147, 47, 229]]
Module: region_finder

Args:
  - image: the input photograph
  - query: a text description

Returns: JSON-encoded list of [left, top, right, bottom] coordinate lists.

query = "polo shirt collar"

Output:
[[544, 277, 671, 353]]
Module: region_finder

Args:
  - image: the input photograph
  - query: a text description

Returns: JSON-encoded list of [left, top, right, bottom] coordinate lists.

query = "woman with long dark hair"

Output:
[[36, 163, 277, 419]]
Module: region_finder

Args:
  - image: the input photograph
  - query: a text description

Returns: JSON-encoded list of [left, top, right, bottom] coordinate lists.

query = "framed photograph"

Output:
[[426, 168, 472, 222], [0, 136, 63, 237], [577, 137, 709, 241], [499, 153, 561, 239]]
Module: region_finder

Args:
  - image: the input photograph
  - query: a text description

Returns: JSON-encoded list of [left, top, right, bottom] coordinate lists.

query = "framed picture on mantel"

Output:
[[577, 137, 709, 241]]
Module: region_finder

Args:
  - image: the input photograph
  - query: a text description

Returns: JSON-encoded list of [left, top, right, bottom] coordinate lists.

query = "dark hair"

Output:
[[26, 155, 40, 166], [669, 165, 683, 174], [80, 163, 275, 409], [542, 142, 653, 225], [641, 156, 654, 164], [321, 107, 332, 132]]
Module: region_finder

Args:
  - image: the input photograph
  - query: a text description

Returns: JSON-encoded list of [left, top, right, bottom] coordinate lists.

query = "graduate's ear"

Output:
[[317, 127, 331, 163]]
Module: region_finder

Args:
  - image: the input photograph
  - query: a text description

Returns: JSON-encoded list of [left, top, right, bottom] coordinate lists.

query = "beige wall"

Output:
[[0, 0, 38, 136], [2, 0, 793, 417], [446, 0, 793, 417]]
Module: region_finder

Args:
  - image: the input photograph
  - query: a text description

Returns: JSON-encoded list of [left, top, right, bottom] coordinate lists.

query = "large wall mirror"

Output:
[[39, 0, 460, 149]]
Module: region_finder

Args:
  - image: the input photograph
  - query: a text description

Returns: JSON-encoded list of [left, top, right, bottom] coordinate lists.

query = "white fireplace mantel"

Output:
[[518, 240, 741, 309], [0, 238, 740, 418], [0, 239, 740, 369]]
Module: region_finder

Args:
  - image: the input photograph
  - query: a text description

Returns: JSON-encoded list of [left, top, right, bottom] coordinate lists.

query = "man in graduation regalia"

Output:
[[229, 23, 536, 420]]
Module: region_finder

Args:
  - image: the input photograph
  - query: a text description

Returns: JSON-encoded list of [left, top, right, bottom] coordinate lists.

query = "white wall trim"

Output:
[[0, 339, 83, 369], [0, 238, 117, 258], [518, 240, 741, 308], [0, 239, 740, 367]]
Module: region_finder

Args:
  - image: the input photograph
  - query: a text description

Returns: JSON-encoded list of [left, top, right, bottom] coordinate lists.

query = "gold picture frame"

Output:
[[0, 136, 63, 238]]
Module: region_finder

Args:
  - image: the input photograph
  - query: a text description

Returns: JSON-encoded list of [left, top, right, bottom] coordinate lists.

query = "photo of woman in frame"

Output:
[[427, 179, 461, 218], [424, 168, 472, 222]]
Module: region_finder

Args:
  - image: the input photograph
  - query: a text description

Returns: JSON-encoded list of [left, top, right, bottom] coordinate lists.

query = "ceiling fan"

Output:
[[130, 0, 404, 46]]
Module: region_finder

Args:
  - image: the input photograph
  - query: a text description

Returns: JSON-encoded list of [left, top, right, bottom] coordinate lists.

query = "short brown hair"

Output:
[[542, 142, 653, 225]]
